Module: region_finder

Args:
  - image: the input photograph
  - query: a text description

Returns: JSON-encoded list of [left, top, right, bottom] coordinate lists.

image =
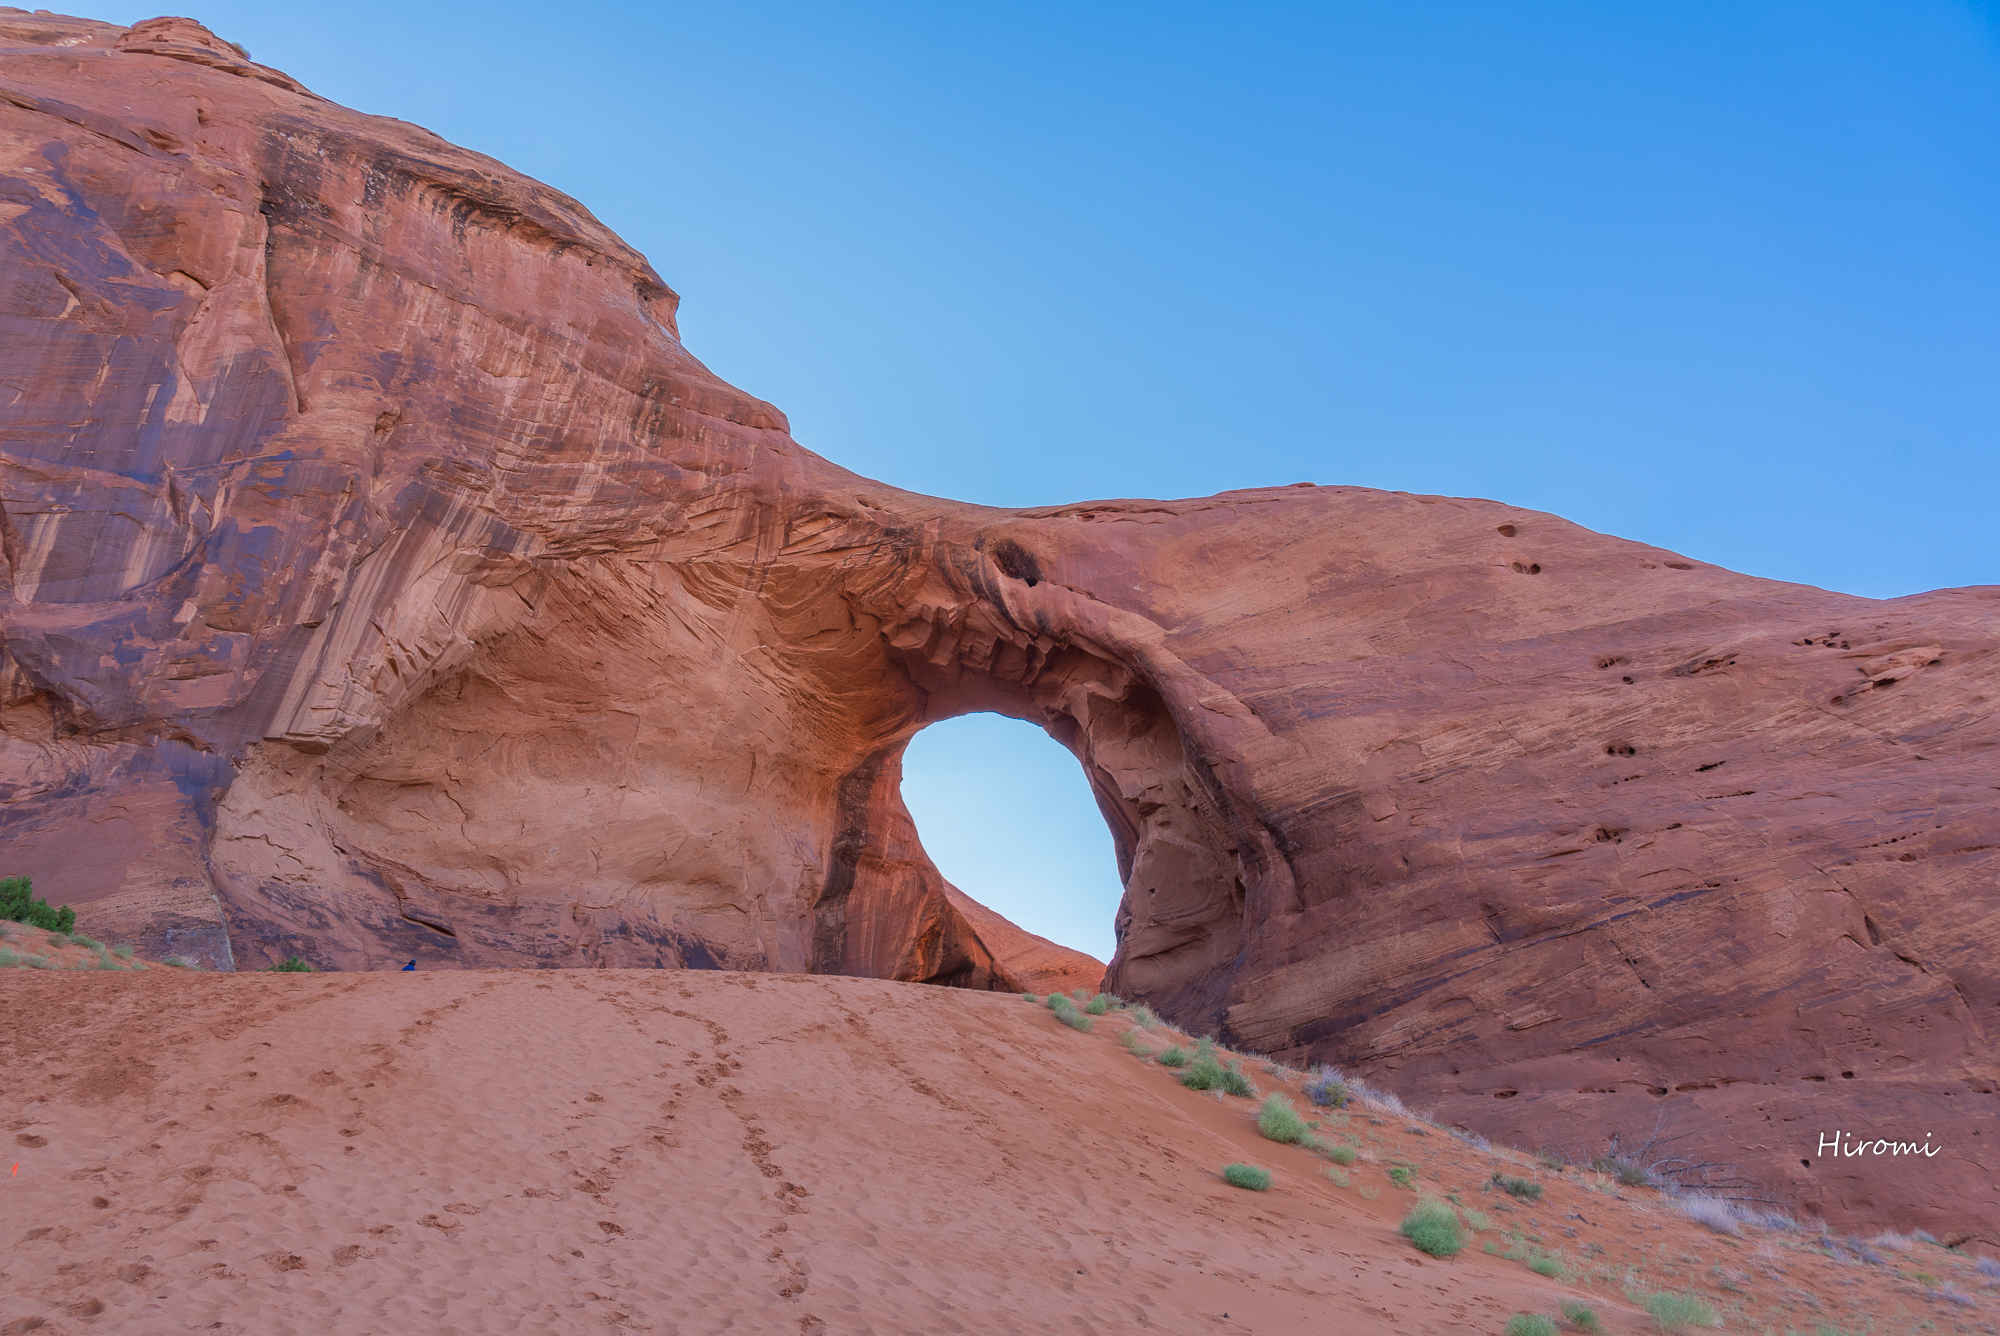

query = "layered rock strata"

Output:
[[2, 12, 1995, 1237]]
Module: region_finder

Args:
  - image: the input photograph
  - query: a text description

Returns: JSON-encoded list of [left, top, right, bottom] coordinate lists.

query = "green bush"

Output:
[[1505, 1317, 1557, 1336], [1132, 1004, 1160, 1029], [1559, 1300, 1603, 1333], [112, 943, 134, 960], [265, 956, 313, 973], [1157, 1045, 1191, 1068], [1084, 994, 1110, 1015], [1021, 992, 1040, 1003], [1399, 1200, 1464, 1258], [0, 948, 19, 967], [1462, 1207, 1492, 1232], [1593, 1154, 1652, 1188], [1047, 993, 1075, 1012], [1327, 1144, 1357, 1167], [1221, 1163, 1271, 1191], [1, 876, 74, 934], [1059, 1009, 1093, 1032], [1119, 1028, 1152, 1055], [1493, 1172, 1545, 1201], [1258, 1093, 1312, 1144], [1527, 1252, 1565, 1279], [1388, 1164, 1415, 1189], [1324, 1167, 1350, 1187], [1181, 1055, 1226, 1090], [1220, 1063, 1257, 1097], [1631, 1290, 1715, 1333]]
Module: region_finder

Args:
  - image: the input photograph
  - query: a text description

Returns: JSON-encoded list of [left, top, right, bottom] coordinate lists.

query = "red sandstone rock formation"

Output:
[[2, 12, 1995, 1239]]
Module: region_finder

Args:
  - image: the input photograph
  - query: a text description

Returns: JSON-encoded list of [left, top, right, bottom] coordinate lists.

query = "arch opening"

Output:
[[898, 712, 1124, 964]]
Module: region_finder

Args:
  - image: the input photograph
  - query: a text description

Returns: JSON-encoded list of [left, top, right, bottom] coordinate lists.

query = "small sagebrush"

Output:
[[1527, 1252, 1565, 1279], [1131, 1004, 1160, 1029], [1631, 1289, 1716, 1333], [1059, 1009, 1094, 1033], [1021, 992, 1040, 1003], [1119, 1028, 1152, 1055], [1592, 1154, 1653, 1188], [1559, 1299, 1604, 1333], [1388, 1165, 1415, 1189], [1084, 994, 1111, 1015], [1257, 1093, 1312, 1145], [1399, 1199, 1464, 1258], [1047, 993, 1075, 1013], [1493, 1172, 1544, 1201], [1303, 1068, 1350, 1108], [1327, 1144, 1357, 1167], [1219, 1063, 1256, 1097], [1221, 1163, 1271, 1191], [1324, 1167, 1350, 1187], [112, 944, 134, 960], [265, 956, 314, 973], [1505, 1317, 1557, 1336], [1156, 1045, 1191, 1068]]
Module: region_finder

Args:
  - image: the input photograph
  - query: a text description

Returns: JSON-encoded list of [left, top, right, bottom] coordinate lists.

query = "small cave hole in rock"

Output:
[[900, 712, 1124, 963], [1496, 523, 1518, 537]]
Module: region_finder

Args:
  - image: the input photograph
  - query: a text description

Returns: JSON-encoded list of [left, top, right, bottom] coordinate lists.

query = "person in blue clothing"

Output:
[[401, 959, 416, 971]]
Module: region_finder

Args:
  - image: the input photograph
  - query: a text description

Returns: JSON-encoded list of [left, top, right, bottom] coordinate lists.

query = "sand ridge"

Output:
[[3, 970, 1992, 1334]]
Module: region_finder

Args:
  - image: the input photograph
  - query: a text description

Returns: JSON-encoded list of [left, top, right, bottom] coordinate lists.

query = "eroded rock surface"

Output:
[[2, 12, 1995, 1237]]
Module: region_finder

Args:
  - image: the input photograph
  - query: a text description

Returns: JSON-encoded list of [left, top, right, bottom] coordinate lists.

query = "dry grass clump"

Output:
[[1326, 1144, 1356, 1167], [1399, 1199, 1465, 1258], [1628, 1289, 1716, 1333], [1492, 1171, 1544, 1201], [1155, 1044, 1191, 1068], [1256, 1093, 1312, 1145], [1221, 1163, 1271, 1191], [1559, 1300, 1603, 1333], [1504, 1316, 1557, 1336], [1673, 1194, 1744, 1236], [1303, 1067, 1349, 1108]]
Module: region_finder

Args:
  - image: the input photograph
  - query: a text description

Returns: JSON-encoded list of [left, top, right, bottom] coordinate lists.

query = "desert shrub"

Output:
[[45, 932, 73, 947], [164, 955, 193, 968], [112, 944, 134, 960], [1071, 988, 1091, 1001], [1131, 1004, 1160, 1029], [1181, 1055, 1226, 1091], [1527, 1252, 1565, 1279], [1630, 1289, 1716, 1333], [1450, 1127, 1493, 1152], [1505, 1317, 1557, 1336], [1258, 1093, 1312, 1144], [1021, 992, 1040, 1002], [265, 957, 313, 973], [1388, 1164, 1415, 1189], [1084, 994, 1110, 1015], [1221, 1163, 1271, 1191], [1399, 1200, 1464, 1258], [1327, 1144, 1357, 1167], [1461, 1207, 1492, 1232], [1, 876, 74, 934], [69, 932, 99, 949], [1119, 1028, 1151, 1054], [1978, 1255, 2000, 1281], [24, 954, 54, 969], [1303, 1068, 1348, 1106], [0, 948, 20, 967], [1060, 1009, 1093, 1033], [1097, 992, 1127, 1008], [1156, 1045, 1191, 1068], [1047, 993, 1076, 1012], [1592, 1154, 1653, 1188], [1493, 1172, 1544, 1201], [1220, 1063, 1257, 1097], [1674, 1194, 1743, 1236], [1559, 1299, 1603, 1333], [1324, 1167, 1350, 1187]]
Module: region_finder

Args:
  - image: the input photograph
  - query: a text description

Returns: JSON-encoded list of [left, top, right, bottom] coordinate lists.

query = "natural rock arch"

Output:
[[3, 13, 1998, 1239]]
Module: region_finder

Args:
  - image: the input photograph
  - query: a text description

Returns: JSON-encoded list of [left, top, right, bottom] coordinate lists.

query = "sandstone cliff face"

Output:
[[2, 13, 1995, 1238]]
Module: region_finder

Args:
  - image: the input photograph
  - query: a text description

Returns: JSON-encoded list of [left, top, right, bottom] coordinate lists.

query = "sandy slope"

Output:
[[3, 971, 1991, 1335]]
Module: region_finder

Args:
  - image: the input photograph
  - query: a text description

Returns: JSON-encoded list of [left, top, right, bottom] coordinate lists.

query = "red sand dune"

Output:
[[6, 970, 1992, 1334]]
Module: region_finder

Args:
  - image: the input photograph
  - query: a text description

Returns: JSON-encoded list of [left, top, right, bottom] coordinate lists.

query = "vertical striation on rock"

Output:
[[1, 11, 1995, 1240]]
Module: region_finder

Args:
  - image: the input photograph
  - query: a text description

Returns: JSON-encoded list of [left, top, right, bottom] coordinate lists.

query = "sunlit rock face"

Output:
[[3, 12, 1997, 1240]]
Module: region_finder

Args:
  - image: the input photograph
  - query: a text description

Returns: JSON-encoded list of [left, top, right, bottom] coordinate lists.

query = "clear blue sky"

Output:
[[99, 2, 2000, 960]]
